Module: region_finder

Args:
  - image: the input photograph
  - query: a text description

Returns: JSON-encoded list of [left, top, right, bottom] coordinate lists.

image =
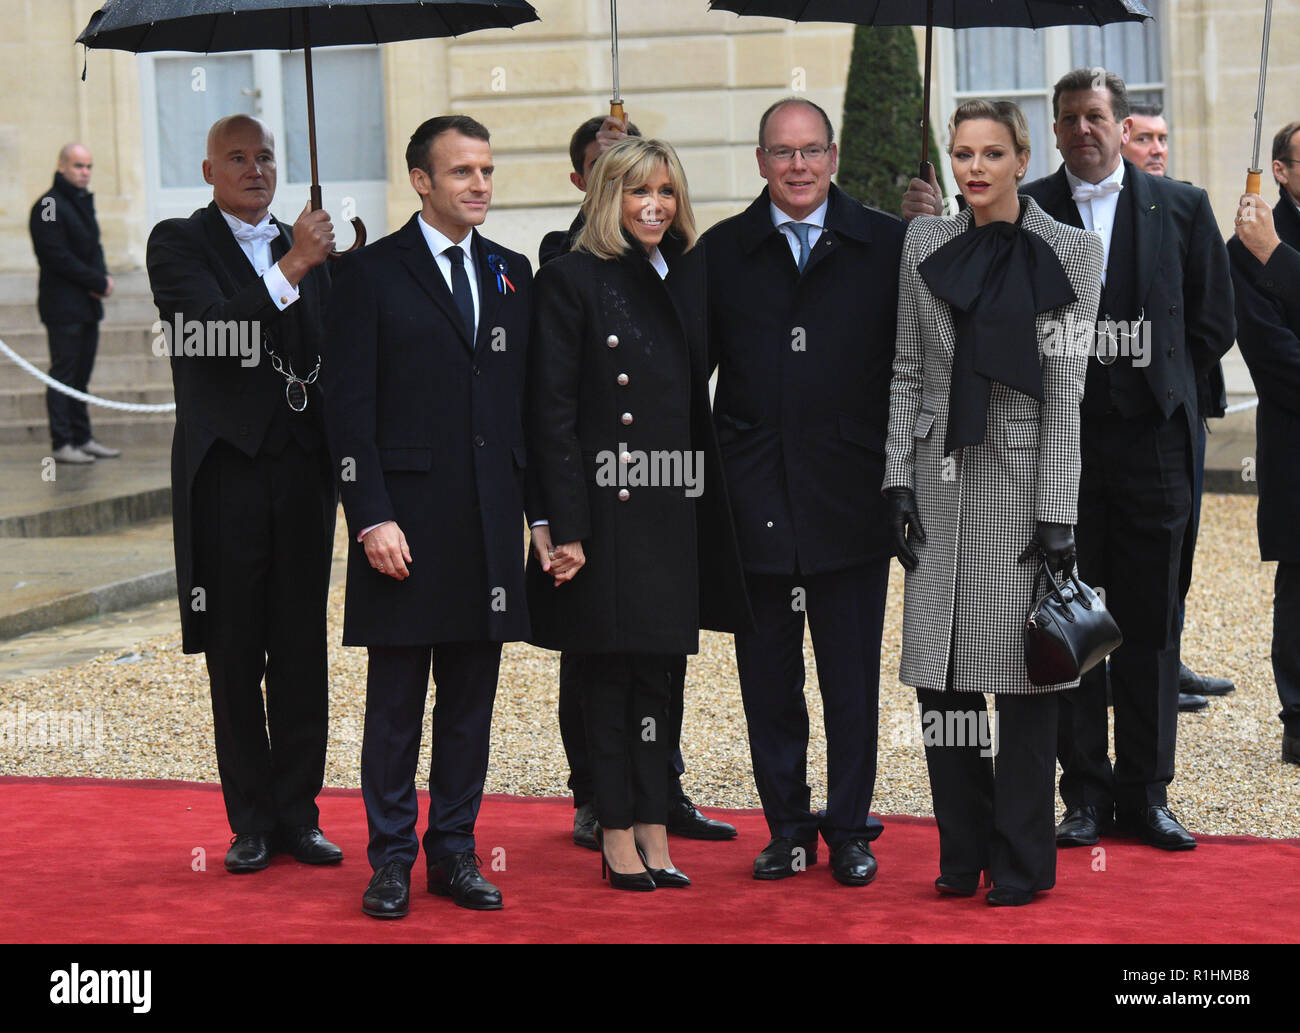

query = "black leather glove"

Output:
[[884, 487, 927, 572], [1017, 521, 1076, 576]]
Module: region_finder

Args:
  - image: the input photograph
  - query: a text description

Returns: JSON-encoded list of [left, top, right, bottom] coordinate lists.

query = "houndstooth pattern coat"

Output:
[[883, 196, 1104, 695]]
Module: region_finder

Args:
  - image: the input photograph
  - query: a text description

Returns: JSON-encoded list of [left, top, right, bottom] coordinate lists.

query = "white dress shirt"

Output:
[[770, 197, 829, 265], [417, 214, 480, 339], [217, 208, 299, 311], [1065, 162, 1126, 285]]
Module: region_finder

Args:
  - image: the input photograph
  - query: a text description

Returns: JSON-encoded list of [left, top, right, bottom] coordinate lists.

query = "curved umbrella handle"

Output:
[[331, 216, 366, 259]]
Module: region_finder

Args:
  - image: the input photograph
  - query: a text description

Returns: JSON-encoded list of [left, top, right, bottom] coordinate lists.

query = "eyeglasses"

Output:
[[1278, 158, 1300, 167], [760, 145, 829, 163]]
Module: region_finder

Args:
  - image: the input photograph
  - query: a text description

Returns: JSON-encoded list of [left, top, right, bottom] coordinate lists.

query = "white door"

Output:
[[140, 48, 387, 244]]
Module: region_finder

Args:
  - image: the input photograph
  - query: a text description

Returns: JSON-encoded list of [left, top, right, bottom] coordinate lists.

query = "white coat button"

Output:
[[766, 521, 774, 528], [621, 412, 633, 425], [620, 451, 631, 463], [617, 373, 629, 386], [606, 334, 620, 348], [618, 489, 630, 501]]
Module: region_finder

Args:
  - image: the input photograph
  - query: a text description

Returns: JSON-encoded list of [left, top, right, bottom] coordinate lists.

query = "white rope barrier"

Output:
[[0, 337, 176, 413], [1224, 397, 1260, 414]]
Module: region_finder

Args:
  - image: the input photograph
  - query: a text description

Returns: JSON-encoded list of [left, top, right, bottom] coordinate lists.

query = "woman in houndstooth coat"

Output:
[[883, 101, 1103, 906]]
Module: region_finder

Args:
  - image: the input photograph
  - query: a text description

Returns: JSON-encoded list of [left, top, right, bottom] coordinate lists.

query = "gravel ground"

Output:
[[1, 493, 1296, 838]]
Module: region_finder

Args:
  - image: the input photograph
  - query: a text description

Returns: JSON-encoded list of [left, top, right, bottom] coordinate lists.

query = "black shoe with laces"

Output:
[[429, 851, 503, 910], [362, 861, 410, 918]]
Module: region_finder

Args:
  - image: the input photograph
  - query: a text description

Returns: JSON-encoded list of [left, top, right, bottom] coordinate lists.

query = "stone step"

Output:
[[0, 387, 174, 423], [0, 415, 174, 447], [0, 294, 160, 328], [0, 325, 158, 360], [0, 269, 152, 305]]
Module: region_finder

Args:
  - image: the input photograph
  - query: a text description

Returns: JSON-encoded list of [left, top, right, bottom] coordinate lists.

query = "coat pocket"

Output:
[[914, 409, 936, 439], [378, 447, 433, 472], [837, 413, 885, 455], [1004, 418, 1039, 450]]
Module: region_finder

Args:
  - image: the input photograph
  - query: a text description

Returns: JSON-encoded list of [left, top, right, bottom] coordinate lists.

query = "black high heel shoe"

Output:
[[596, 827, 656, 891], [636, 844, 691, 889], [935, 871, 990, 897]]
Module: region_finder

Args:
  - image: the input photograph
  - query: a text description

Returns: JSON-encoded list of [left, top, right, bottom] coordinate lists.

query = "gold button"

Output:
[[280, 296, 288, 305], [606, 334, 619, 348], [621, 412, 633, 425]]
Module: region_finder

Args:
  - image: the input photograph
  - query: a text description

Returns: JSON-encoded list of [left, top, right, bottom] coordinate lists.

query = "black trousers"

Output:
[[191, 438, 335, 834], [361, 641, 502, 870], [733, 560, 889, 849], [45, 321, 98, 448], [558, 651, 686, 809], [917, 688, 1059, 892], [1274, 561, 1300, 738], [1177, 416, 1207, 621], [1059, 409, 1191, 813], [567, 652, 676, 830]]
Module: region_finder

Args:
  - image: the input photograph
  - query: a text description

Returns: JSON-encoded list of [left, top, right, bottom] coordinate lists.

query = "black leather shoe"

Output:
[[225, 832, 274, 873], [429, 851, 503, 910], [573, 802, 599, 851], [1116, 805, 1197, 850], [829, 838, 877, 886], [278, 826, 343, 865], [596, 828, 656, 891], [1284, 733, 1300, 766], [1055, 805, 1109, 846], [635, 846, 691, 888], [667, 797, 737, 840], [362, 861, 410, 918], [753, 836, 818, 880], [935, 873, 982, 897], [986, 885, 1034, 907], [1179, 663, 1235, 696], [1178, 692, 1209, 712]]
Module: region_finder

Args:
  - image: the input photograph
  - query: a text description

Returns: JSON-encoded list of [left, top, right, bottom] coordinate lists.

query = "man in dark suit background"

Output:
[[1229, 175, 1300, 767], [538, 114, 737, 850], [1271, 121, 1300, 250], [146, 114, 341, 874], [704, 98, 903, 886], [1121, 103, 1235, 711], [29, 143, 119, 465], [323, 115, 533, 918], [1018, 70, 1235, 851]]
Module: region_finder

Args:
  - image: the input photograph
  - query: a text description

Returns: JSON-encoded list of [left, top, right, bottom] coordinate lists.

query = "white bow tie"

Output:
[[1071, 180, 1122, 203], [231, 220, 280, 246]]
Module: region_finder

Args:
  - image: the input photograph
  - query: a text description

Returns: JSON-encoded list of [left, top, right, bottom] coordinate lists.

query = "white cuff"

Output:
[[264, 262, 301, 311]]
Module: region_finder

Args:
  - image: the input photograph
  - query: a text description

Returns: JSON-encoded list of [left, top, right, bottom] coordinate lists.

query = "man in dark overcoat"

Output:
[[322, 115, 532, 918], [1229, 188, 1300, 766], [702, 97, 905, 886], [146, 114, 340, 873], [29, 143, 118, 464], [1018, 71, 1235, 851]]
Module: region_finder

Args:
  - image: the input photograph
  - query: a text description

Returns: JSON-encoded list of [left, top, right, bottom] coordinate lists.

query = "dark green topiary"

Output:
[[838, 25, 942, 212]]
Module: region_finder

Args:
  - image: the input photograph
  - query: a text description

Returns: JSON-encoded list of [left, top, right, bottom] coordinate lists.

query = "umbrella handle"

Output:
[[1246, 169, 1262, 196], [610, 100, 627, 126], [310, 184, 366, 259]]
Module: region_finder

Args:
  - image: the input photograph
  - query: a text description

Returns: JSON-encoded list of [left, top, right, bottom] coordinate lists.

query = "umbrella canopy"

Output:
[[709, 0, 1153, 176], [77, 0, 539, 52], [77, 0, 539, 253]]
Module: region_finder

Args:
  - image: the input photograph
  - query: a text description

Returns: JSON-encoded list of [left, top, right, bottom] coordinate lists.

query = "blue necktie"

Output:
[[444, 245, 475, 342], [790, 222, 812, 273]]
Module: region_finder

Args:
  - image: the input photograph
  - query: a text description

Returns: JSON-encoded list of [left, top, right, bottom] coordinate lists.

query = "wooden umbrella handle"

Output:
[[1246, 169, 1263, 196], [610, 100, 626, 125], [311, 184, 366, 259]]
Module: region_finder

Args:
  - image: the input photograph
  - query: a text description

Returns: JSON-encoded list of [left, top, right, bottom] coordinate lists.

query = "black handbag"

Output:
[[1024, 558, 1123, 686]]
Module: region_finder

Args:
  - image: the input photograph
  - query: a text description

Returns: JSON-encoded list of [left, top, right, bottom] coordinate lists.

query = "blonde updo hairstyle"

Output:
[[947, 99, 1032, 176]]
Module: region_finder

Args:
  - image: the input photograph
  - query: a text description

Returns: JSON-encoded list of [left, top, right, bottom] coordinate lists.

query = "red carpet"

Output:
[[3, 776, 1297, 943]]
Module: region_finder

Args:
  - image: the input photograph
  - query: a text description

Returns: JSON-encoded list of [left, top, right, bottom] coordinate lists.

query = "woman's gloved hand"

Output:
[[1017, 521, 1076, 575], [884, 487, 927, 572]]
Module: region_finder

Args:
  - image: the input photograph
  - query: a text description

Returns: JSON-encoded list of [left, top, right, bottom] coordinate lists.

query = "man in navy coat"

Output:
[[323, 115, 532, 918], [703, 98, 904, 886]]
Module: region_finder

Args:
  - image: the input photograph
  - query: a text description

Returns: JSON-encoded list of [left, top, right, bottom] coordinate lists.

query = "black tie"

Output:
[[444, 244, 475, 342]]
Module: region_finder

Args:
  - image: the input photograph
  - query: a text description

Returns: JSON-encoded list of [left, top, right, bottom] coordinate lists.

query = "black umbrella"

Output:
[[77, 0, 539, 254], [709, 1, 1153, 178]]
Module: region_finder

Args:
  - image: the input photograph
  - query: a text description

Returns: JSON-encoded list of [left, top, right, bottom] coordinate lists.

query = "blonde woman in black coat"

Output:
[[527, 138, 749, 891]]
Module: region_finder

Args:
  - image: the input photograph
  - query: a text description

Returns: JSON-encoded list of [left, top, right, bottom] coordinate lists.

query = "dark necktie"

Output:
[[444, 244, 475, 342]]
